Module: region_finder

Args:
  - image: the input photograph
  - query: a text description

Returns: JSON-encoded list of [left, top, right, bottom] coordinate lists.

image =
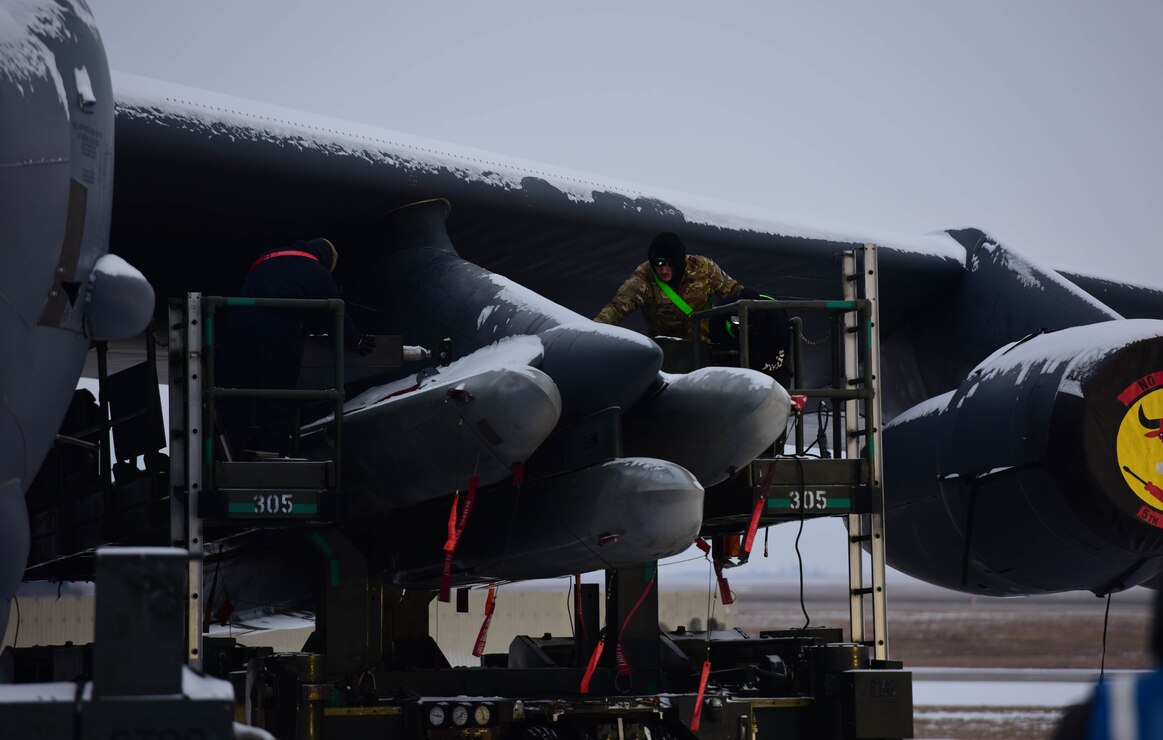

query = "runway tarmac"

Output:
[[731, 579, 1155, 739]]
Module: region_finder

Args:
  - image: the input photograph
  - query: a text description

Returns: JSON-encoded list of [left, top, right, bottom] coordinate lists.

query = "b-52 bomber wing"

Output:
[[5, 1, 1163, 632], [104, 73, 1163, 598]]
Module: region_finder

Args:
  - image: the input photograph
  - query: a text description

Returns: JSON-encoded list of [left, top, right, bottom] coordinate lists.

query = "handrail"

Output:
[[200, 295, 345, 483]]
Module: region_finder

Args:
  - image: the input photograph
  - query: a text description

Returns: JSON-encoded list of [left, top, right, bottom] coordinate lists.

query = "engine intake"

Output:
[[882, 320, 1163, 595]]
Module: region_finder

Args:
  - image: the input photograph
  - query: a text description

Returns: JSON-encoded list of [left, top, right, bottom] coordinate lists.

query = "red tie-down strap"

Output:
[[697, 536, 734, 605], [443, 492, 460, 552], [472, 585, 497, 658], [713, 560, 734, 605], [741, 460, 778, 560], [614, 575, 657, 679], [690, 659, 713, 731], [438, 476, 480, 602], [579, 632, 606, 694]]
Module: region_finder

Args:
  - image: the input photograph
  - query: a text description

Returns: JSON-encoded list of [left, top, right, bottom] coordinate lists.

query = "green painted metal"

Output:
[[312, 532, 334, 557], [768, 498, 852, 510]]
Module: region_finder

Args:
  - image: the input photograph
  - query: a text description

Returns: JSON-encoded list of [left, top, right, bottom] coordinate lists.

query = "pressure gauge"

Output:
[[472, 703, 493, 726], [451, 704, 470, 727], [427, 704, 447, 727]]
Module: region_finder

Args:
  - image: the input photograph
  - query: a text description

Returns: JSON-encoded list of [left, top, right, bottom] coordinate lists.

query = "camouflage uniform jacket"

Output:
[[594, 255, 743, 341]]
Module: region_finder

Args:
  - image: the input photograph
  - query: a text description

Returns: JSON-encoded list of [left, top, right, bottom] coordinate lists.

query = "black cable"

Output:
[[655, 554, 711, 571], [565, 577, 575, 637], [1099, 591, 1113, 683], [816, 401, 831, 459], [793, 456, 810, 629], [709, 575, 719, 632], [11, 596, 19, 650], [960, 478, 979, 587], [705, 551, 715, 634], [797, 405, 830, 459]]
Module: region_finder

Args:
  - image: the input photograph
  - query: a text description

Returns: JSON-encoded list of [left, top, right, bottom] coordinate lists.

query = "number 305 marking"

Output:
[[788, 490, 828, 510], [253, 493, 294, 514]]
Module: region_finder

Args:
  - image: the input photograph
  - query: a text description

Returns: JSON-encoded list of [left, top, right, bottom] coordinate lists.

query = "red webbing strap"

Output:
[[472, 585, 497, 657], [614, 576, 656, 678], [697, 536, 734, 604], [442, 493, 460, 552], [438, 476, 480, 602], [378, 383, 420, 404], [248, 249, 318, 271], [690, 659, 712, 731], [742, 497, 766, 557], [713, 561, 734, 605], [579, 634, 605, 694], [741, 461, 778, 559], [615, 641, 632, 678], [455, 476, 480, 536], [511, 464, 525, 487]]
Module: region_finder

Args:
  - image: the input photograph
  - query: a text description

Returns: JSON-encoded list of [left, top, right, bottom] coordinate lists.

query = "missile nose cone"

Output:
[[602, 458, 704, 557], [623, 367, 790, 486], [540, 322, 663, 421]]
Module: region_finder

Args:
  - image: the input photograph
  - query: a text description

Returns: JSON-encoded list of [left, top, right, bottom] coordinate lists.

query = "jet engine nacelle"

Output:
[[883, 319, 1163, 595]]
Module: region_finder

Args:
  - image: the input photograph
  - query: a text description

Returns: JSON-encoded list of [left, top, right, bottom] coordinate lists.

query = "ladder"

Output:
[[842, 245, 889, 662]]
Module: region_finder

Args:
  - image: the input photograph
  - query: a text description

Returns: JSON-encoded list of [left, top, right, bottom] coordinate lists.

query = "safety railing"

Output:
[[686, 245, 891, 662]]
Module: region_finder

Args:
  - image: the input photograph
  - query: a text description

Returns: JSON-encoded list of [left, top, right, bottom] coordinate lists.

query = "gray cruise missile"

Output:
[[388, 457, 705, 587], [624, 367, 791, 486], [302, 335, 562, 512]]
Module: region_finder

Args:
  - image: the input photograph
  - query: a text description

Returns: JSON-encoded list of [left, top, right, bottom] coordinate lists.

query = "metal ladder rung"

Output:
[[842, 245, 889, 663]]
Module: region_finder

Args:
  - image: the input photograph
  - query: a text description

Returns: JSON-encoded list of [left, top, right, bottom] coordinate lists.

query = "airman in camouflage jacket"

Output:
[[594, 255, 744, 342]]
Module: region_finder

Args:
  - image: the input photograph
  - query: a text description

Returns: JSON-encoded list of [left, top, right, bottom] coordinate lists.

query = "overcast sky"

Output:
[[83, 2, 1161, 582], [90, 1, 1161, 283]]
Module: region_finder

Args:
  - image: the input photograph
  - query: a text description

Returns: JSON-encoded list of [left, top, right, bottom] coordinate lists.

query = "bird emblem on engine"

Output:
[[1116, 371, 1163, 517]]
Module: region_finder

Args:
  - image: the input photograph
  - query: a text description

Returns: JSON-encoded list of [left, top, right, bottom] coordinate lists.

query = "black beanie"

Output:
[[647, 232, 687, 285]]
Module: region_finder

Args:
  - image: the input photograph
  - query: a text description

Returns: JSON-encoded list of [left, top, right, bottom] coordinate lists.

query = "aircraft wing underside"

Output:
[[108, 73, 966, 350]]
